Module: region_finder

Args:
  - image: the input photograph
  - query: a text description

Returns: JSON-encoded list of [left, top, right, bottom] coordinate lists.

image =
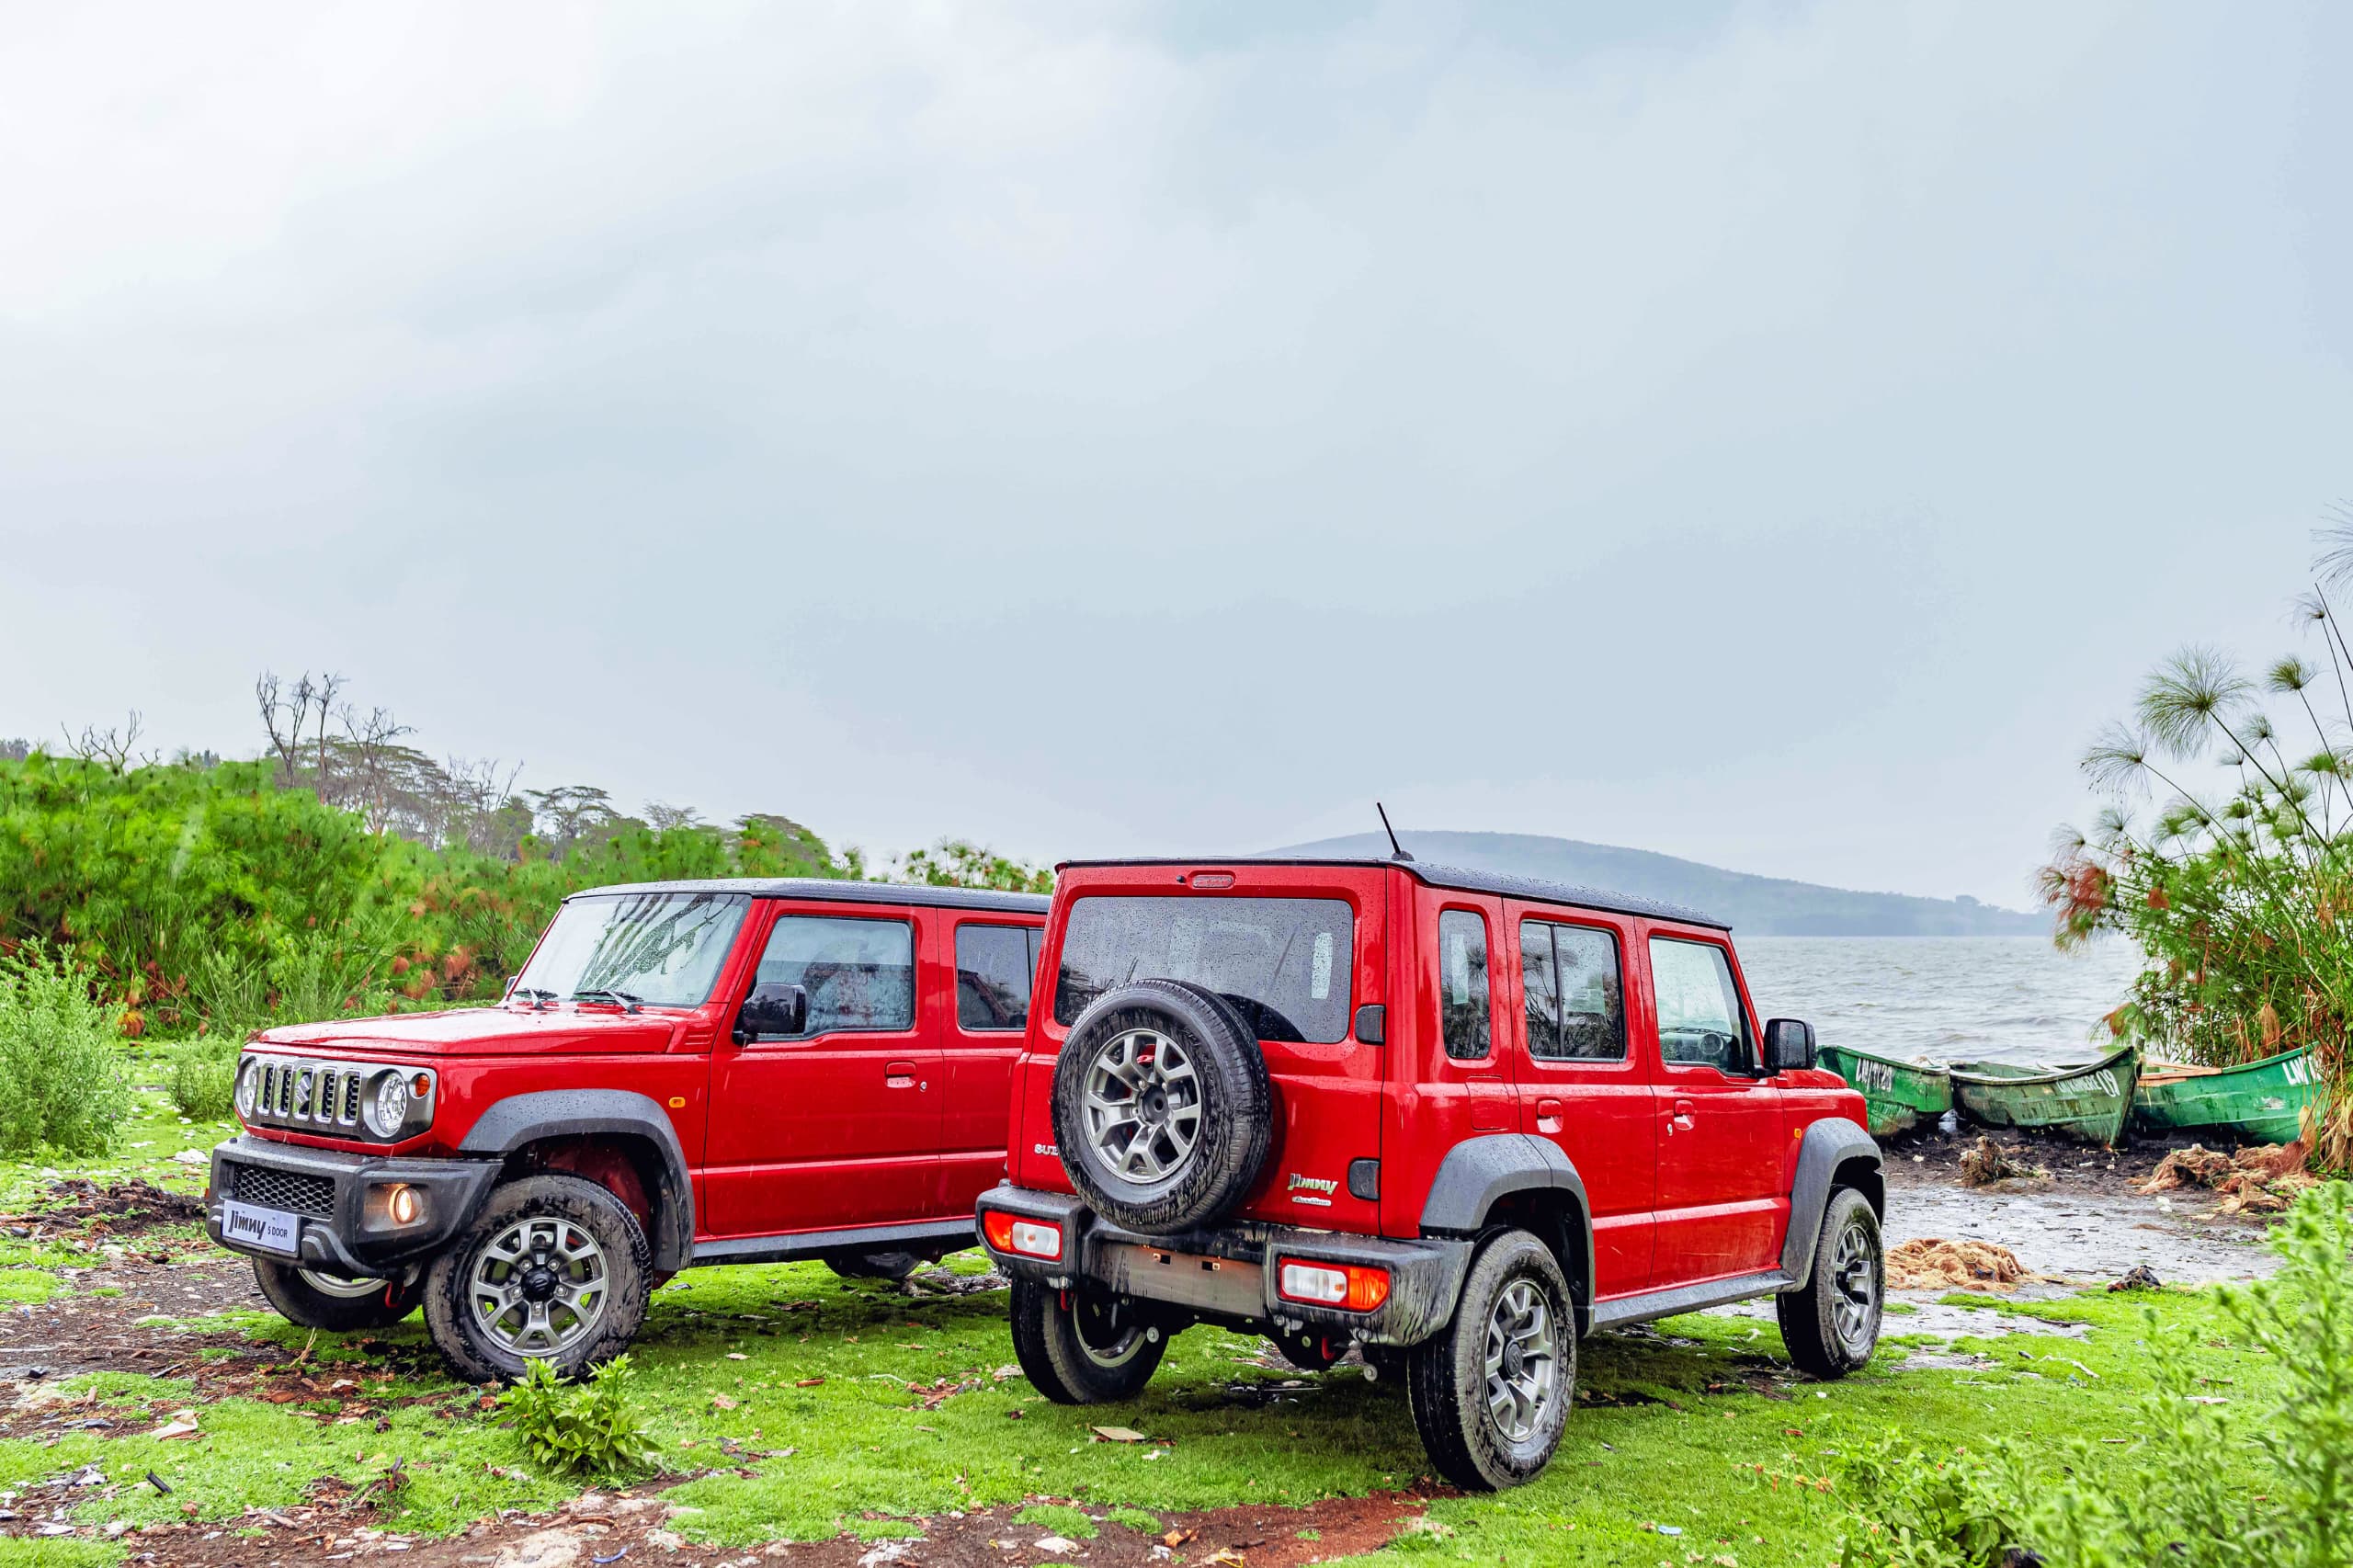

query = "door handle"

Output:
[[1667, 1097, 1696, 1134], [1535, 1097, 1564, 1133], [886, 1060, 920, 1090]]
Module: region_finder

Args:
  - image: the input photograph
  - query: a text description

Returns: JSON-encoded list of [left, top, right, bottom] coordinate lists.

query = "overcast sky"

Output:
[[3, 1, 2347, 907]]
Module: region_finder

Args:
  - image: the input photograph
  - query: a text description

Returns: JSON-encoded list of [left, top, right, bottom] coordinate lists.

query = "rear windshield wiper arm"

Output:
[[570, 987, 643, 1013]]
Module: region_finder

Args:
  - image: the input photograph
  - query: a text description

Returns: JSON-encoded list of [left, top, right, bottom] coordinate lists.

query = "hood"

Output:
[[251, 1004, 684, 1059]]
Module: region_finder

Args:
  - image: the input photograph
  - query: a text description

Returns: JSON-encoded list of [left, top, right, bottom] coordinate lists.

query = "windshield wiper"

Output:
[[570, 987, 644, 1013], [513, 987, 559, 1009]]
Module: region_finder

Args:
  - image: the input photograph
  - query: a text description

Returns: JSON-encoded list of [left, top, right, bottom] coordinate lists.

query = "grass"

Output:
[[0, 1082, 2293, 1564]]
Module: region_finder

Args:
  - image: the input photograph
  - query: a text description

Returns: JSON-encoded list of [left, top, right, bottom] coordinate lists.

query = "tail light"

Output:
[[983, 1210, 1063, 1262], [1278, 1261, 1391, 1312]]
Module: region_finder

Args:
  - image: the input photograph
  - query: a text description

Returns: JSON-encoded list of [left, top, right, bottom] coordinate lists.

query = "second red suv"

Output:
[[977, 856, 1883, 1489], [207, 878, 1048, 1381]]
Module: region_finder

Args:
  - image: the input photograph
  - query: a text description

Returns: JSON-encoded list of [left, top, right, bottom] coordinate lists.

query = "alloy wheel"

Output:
[[1482, 1278, 1560, 1443], [297, 1268, 385, 1300], [1830, 1218, 1880, 1351], [1079, 1027, 1202, 1183], [466, 1215, 610, 1358]]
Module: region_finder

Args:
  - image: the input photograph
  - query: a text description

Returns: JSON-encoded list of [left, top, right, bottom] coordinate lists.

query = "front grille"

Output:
[[243, 1053, 431, 1139], [228, 1163, 336, 1218]]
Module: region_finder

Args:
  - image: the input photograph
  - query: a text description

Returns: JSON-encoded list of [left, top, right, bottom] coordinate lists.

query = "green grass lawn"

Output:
[[0, 1081, 2289, 1566]]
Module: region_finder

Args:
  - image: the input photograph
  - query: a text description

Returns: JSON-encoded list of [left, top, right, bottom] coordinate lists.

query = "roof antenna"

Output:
[[1376, 801, 1414, 862]]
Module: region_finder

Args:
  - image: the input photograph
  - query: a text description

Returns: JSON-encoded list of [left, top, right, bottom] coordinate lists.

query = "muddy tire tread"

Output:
[[422, 1174, 651, 1383], [1775, 1186, 1881, 1380], [1405, 1230, 1575, 1492]]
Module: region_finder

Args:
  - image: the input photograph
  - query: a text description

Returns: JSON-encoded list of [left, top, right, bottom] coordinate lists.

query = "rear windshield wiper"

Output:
[[570, 987, 644, 1013]]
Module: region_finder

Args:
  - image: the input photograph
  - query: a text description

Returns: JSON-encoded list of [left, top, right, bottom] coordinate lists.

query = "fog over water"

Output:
[[1735, 936, 2144, 1069]]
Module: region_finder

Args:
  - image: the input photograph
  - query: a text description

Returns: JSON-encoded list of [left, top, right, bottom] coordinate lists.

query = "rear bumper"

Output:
[[207, 1134, 499, 1277], [975, 1186, 1473, 1347]]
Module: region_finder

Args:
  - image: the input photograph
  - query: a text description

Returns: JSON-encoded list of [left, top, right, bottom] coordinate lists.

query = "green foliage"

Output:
[[1014, 1502, 1098, 1539], [497, 1355, 660, 1477], [1836, 1182, 2353, 1567], [1107, 1506, 1161, 1533], [2045, 539, 2353, 1163], [893, 838, 1053, 893], [0, 943, 131, 1157], [167, 1038, 239, 1119]]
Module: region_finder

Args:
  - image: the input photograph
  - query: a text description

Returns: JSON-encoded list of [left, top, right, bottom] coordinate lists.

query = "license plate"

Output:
[[221, 1200, 300, 1256]]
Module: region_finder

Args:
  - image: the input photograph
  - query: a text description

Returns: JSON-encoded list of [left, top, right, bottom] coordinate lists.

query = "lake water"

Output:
[[1735, 936, 2144, 1068]]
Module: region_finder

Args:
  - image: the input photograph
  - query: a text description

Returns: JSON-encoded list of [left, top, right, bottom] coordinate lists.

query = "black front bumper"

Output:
[[975, 1186, 1473, 1347], [207, 1135, 499, 1277]]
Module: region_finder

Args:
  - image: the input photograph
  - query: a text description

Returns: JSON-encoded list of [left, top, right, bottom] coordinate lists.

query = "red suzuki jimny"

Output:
[[976, 856, 1883, 1489], [207, 879, 1047, 1381]]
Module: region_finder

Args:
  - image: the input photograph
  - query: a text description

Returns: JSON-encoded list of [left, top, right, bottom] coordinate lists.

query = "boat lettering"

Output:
[[1855, 1060, 1895, 1093], [2282, 1055, 2314, 1085]]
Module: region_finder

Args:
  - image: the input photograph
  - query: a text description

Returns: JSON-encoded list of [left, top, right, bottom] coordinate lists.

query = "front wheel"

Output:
[[252, 1258, 421, 1332], [1777, 1187, 1882, 1379], [1007, 1279, 1166, 1403], [1407, 1231, 1575, 1491], [423, 1174, 651, 1382]]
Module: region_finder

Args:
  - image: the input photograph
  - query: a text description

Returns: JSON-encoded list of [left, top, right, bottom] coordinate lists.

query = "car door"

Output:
[[1507, 903, 1656, 1300], [703, 903, 944, 1236], [937, 918, 1041, 1215], [1644, 928, 1787, 1284]]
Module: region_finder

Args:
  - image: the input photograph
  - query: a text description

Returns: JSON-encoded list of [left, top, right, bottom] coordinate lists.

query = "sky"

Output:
[[2, 0, 2347, 908]]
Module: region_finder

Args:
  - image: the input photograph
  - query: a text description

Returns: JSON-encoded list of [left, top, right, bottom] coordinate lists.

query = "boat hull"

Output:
[[1949, 1045, 2139, 1147], [1817, 1044, 1952, 1136], [2132, 1046, 2322, 1146]]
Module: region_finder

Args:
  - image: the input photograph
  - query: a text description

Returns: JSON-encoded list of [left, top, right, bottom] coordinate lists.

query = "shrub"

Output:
[[497, 1354, 659, 1476], [1836, 1181, 2353, 1567], [167, 1038, 240, 1120], [0, 943, 132, 1157]]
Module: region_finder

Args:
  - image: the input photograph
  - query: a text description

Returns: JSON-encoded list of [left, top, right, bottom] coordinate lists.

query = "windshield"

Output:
[[1053, 895, 1353, 1044], [516, 892, 749, 1008]]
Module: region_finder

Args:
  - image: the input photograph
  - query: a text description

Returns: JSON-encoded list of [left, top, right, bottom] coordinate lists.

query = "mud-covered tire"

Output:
[[252, 1259, 422, 1332], [1777, 1187, 1882, 1380], [1407, 1231, 1575, 1491], [1007, 1278, 1166, 1404], [423, 1175, 651, 1383], [1050, 979, 1272, 1233], [824, 1250, 924, 1282]]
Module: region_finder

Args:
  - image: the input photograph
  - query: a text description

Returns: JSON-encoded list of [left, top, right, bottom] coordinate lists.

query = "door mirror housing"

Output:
[[1762, 1017, 1816, 1074], [735, 983, 810, 1043]]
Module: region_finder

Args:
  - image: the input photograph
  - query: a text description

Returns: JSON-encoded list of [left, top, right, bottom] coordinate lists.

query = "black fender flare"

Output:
[[458, 1090, 697, 1272], [1418, 1133, 1596, 1315], [1778, 1116, 1881, 1288]]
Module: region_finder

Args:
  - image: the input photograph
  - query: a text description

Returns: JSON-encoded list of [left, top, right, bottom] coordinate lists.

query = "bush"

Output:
[[0, 943, 132, 1157], [1836, 1181, 2353, 1567], [167, 1038, 239, 1119], [497, 1354, 659, 1476]]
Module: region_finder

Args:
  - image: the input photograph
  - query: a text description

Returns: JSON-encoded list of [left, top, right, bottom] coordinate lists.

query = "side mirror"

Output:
[[734, 983, 810, 1043], [1762, 1017, 1816, 1074]]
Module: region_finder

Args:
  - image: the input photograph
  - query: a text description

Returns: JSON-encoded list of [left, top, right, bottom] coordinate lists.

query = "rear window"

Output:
[[1052, 895, 1354, 1044]]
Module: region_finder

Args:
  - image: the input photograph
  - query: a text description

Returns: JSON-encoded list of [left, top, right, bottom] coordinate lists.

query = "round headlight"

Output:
[[233, 1060, 259, 1119], [364, 1072, 411, 1139]]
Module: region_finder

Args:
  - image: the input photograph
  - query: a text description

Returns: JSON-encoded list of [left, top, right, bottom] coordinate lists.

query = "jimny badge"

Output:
[[1287, 1172, 1338, 1206]]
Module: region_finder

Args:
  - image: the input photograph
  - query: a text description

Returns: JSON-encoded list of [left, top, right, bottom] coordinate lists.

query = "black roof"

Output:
[[1054, 856, 1728, 930], [564, 878, 1049, 915]]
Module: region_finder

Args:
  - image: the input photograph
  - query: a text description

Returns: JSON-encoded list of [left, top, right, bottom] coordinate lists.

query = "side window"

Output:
[[956, 924, 1034, 1031], [1526, 921, 1626, 1062], [1650, 937, 1747, 1069], [1438, 909, 1491, 1060], [756, 915, 915, 1036]]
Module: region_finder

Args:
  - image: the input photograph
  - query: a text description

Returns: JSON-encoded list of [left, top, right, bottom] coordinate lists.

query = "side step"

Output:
[[690, 1217, 980, 1267], [1587, 1268, 1790, 1331]]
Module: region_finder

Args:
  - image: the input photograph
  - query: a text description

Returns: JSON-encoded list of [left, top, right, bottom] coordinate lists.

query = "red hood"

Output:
[[251, 1004, 684, 1059]]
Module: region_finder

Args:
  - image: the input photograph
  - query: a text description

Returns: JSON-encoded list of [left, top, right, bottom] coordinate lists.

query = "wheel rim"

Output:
[[298, 1268, 384, 1300], [467, 1214, 610, 1358], [1829, 1217, 1881, 1352], [1073, 1296, 1146, 1369], [1482, 1278, 1560, 1444], [1079, 1026, 1202, 1184]]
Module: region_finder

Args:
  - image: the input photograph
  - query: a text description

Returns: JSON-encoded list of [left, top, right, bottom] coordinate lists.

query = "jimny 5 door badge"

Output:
[[1287, 1172, 1337, 1206]]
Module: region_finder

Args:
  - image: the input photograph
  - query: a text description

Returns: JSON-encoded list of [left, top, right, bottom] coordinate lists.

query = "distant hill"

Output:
[[1265, 831, 2046, 937]]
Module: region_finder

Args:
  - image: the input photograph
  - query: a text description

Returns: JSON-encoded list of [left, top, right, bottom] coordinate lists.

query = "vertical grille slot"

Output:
[[343, 1074, 361, 1124]]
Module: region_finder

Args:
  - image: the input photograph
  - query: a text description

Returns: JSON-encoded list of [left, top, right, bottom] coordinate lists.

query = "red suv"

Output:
[[207, 879, 1048, 1381], [975, 857, 1883, 1489]]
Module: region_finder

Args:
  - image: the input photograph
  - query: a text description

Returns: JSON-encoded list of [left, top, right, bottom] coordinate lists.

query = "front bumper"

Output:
[[975, 1186, 1473, 1347], [207, 1134, 499, 1277]]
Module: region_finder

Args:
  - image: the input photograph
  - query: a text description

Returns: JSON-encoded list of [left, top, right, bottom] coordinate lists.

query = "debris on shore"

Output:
[[1886, 1238, 2032, 1292], [1959, 1137, 2047, 1187], [2136, 1140, 2316, 1214]]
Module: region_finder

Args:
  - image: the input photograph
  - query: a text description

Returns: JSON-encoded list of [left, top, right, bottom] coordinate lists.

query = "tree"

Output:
[[892, 838, 1054, 894], [526, 786, 621, 857]]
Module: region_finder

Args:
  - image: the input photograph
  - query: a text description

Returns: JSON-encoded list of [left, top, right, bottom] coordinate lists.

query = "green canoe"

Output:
[[1817, 1043, 1952, 1136], [2132, 1045, 2322, 1146], [1948, 1043, 2140, 1147]]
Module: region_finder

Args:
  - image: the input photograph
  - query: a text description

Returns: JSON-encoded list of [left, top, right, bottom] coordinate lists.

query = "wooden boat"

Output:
[[2132, 1046, 2321, 1146], [1816, 1043, 1952, 1136], [1947, 1043, 2140, 1147]]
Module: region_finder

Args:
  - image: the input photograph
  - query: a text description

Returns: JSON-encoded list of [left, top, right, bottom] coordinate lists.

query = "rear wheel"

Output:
[[423, 1175, 650, 1382], [1007, 1279, 1166, 1403], [1407, 1231, 1575, 1491], [1777, 1187, 1882, 1379], [1051, 980, 1271, 1233], [252, 1259, 421, 1332]]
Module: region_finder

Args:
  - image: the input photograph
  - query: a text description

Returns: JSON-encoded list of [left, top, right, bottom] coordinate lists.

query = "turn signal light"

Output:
[[983, 1210, 1063, 1262], [1278, 1261, 1391, 1312]]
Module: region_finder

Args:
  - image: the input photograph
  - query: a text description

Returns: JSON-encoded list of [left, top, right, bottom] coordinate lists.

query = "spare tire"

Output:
[[1051, 979, 1272, 1233]]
